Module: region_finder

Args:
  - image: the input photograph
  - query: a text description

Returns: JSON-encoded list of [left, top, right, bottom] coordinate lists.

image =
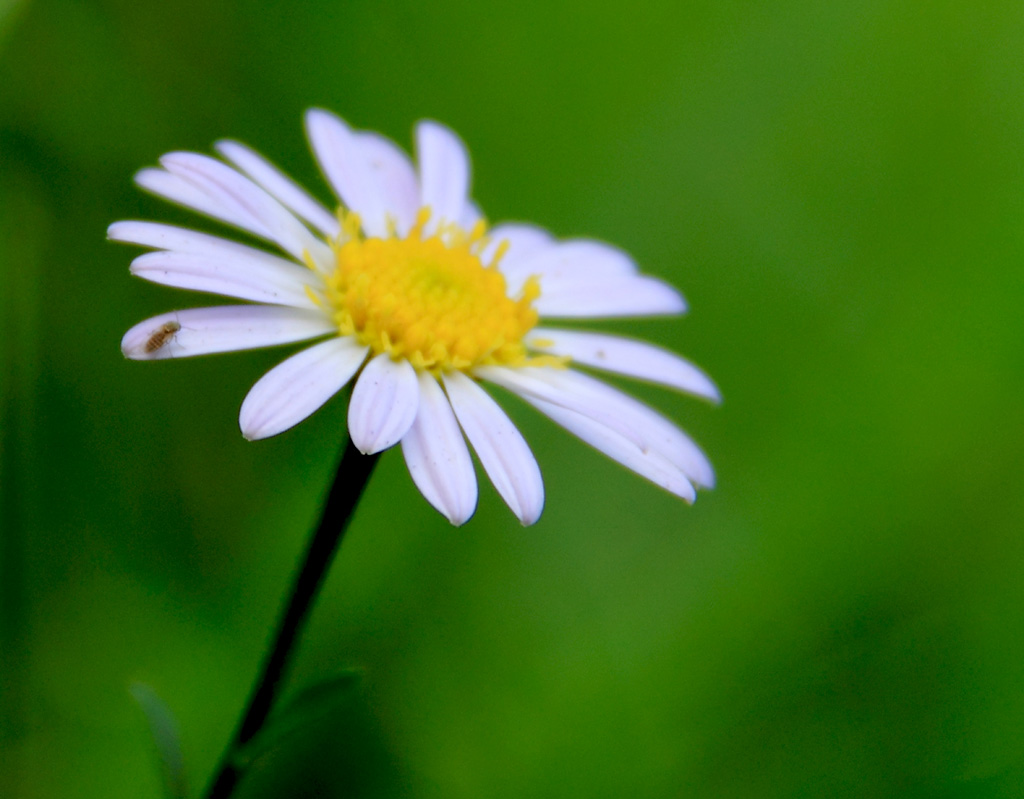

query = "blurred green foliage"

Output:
[[3, 0, 1024, 796]]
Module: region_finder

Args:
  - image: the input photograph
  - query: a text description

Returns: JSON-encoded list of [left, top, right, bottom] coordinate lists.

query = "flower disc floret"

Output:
[[325, 208, 546, 374]]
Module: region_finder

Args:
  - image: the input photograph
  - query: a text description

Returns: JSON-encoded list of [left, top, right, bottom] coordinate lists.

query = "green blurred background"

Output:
[[3, 0, 1024, 796]]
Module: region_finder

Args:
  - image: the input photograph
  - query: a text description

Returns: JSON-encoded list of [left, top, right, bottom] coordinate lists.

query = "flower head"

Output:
[[112, 110, 718, 525]]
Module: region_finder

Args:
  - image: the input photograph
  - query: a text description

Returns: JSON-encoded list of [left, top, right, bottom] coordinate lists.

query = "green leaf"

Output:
[[130, 683, 188, 799], [235, 670, 362, 767]]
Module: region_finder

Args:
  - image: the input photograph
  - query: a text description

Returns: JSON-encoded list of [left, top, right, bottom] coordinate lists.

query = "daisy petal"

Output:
[[109, 220, 333, 278], [529, 328, 720, 402], [135, 168, 262, 236], [239, 337, 369, 440], [482, 223, 556, 273], [348, 354, 420, 454], [305, 109, 392, 238], [416, 120, 470, 232], [110, 220, 256, 256], [443, 371, 544, 526], [401, 373, 478, 525], [129, 250, 319, 309], [121, 306, 335, 360], [524, 396, 696, 502], [160, 152, 331, 264], [535, 275, 686, 318], [215, 140, 340, 238], [506, 239, 638, 283], [461, 200, 484, 231], [499, 239, 685, 314], [355, 131, 419, 236], [501, 239, 645, 300], [477, 366, 714, 488]]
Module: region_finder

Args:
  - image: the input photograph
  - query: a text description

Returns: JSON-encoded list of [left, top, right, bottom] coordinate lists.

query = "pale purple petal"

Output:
[[460, 200, 484, 232], [481, 223, 555, 273], [500, 238, 637, 296], [305, 109, 394, 238], [443, 371, 544, 525], [535, 275, 686, 318], [499, 239, 685, 314], [416, 120, 470, 233], [160, 152, 331, 265], [523, 396, 696, 502], [354, 131, 419, 236], [215, 140, 340, 238], [111, 220, 260, 256], [135, 168, 261, 236], [109, 219, 332, 281], [121, 306, 335, 360], [528, 328, 720, 402], [401, 373, 478, 525], [239, 337, 369, 440], [506, 239, 638, 283], [129, 250, 319, 309], [477, 366, 714, 488], [347, 354, 420, 454]]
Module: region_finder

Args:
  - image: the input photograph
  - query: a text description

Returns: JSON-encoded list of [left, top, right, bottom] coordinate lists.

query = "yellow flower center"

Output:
[[322, 208, 557, 374]]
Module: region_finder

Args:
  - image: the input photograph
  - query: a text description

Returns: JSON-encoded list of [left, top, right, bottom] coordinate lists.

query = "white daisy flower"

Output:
[[112, 110, 718, 526]]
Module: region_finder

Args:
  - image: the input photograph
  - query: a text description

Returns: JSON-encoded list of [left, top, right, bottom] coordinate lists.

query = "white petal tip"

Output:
[[238, 418, 281, 442], [688, 465, 715, 491], [348, 356, 420, 455], [446, 510, 474, 527], [667, 476, 698, 503], [512, 494, 545, 527], [647, 282, 688, 316], [350, 431, 397, 456], [239, 413, 290, 442], [661, 295, 687, 315], [120, 343, 146, 361], [690, 377, 722, 404], [439, 487, 479, 527], [156, 152, 191, 170], [238, 415, 267, 441], [238, 408, 287, 440], [304, 108, 340, 135], [517, 508, 543, 527], [416, 119, 447, 139]]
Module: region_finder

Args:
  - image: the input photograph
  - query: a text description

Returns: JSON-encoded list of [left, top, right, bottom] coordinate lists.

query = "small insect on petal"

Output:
[[145, 321, 181, 354], [122, 316, 183, 360]]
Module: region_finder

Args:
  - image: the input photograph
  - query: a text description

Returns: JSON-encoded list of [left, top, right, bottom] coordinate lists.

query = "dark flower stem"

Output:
[[205, 438, 380, 799]]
